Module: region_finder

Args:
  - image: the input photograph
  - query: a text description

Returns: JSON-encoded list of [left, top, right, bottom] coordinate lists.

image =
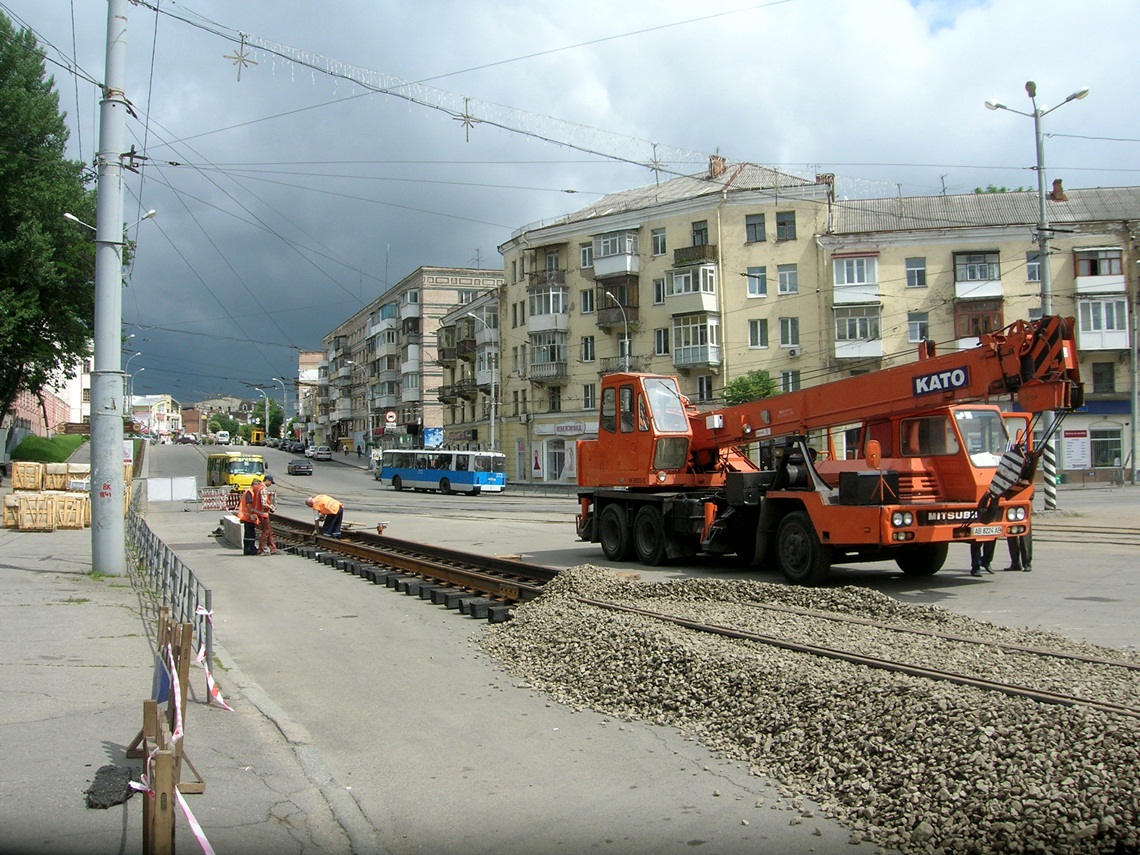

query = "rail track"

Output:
[[270, 513, 558, 622], [270, 514, 1139, 718], [1031, 519, 1140, 548]]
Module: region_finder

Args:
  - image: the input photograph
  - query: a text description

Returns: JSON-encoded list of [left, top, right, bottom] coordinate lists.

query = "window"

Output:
[[780, 371, 801, 392], [81, 388, 91, 402], [665, 265, 716, 296], [530, 331, 566, 365], [1092, 362, 1116, 394], [654, 328, 670, 355], [746, 266, 767, 297], [580, 243, 594, 269], [1026, 251, 1041, 283], [549, 386, 562, 413], [596, 230, 638, 258], [906, 257, 927, 288], [545, 250, 559, 271], [776, 211, 796, 240], [581, 335, 595, 363], [600, 387, 616, 433], [1075, 249, 1123, 277], [692, 220, 709, 246], [908, 312, 929, 343], [954, 252, 1000, 282], [1079, 298, 1127, 333], [748, 319, 769, 348], [404, 290, 419, 304], [582, 383, 597, 410], [511, 346, 519, 374], [745, 213, 766, 243], [528, 285, 567, 316], [777, 264, 798, 295], [779, 317, 800, 347], [834, 306, 881, 341], [696, 375, 714, 403], [511, 303, 518, 328], [1091, 426, 1123, 468], [834, 256, 877, 285], [653, 278, 666, 304], [954, 299, 1003, 338], [580, 289, 595, 314], [651, 228, 666, 256]]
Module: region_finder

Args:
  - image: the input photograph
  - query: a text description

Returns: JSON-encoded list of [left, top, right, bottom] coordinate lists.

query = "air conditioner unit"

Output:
[[519, 413, 530, 424], [787, 347, 800, 358]]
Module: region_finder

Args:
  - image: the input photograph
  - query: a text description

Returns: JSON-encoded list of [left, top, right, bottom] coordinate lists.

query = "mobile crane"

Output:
[[575, 316, 1083, 585]]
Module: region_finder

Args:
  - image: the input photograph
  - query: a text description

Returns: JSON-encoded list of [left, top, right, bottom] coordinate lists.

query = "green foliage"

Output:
[[0, 13, 97, 421], [974, 184, 1030, 194], [722, 370, 778, 406], [11, 433, 86, 463], [209, 414, 239, 435]]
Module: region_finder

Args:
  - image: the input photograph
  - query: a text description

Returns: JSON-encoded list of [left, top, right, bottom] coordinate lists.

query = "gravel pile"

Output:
[[478, 566, 1140, 855]]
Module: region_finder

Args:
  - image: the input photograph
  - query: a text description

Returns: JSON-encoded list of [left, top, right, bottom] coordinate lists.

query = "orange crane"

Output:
[[575, 316, 1082, 584]]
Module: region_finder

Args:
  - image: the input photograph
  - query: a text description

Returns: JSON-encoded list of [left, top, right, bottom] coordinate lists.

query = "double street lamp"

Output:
[[985, 80, 1089, 511], [466, 312, 498, 451]]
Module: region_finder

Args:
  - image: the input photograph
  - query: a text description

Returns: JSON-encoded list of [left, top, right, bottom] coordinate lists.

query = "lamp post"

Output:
[[466, 312, 497, 451], [985, 80, 1089, 511], [254, 388, 268, 442], [128, 367, 144, 424], [605, 291, 630, 371], [272, 377, 288, 438]]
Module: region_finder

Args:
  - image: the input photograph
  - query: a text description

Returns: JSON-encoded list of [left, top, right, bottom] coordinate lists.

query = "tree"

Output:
[[722, 369, 777, 407], [0, 14, 97, 423]]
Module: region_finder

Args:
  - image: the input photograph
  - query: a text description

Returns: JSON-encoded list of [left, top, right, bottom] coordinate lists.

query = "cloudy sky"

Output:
[[8, 0, 1139, 405]]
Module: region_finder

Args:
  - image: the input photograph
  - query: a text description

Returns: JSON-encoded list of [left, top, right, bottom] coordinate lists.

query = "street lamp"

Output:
[[272, 377, 289, 438], [466, 312, 498, 451], [605, 291, 630, 371], [128, 367, 144, 415], [985, 81, 1088, 511], [254, 388, 268, 442]]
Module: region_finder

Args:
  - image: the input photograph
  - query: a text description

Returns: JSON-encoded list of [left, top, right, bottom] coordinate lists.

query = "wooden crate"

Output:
[[43, 463, 68, 491], [67, 462, 91, 477], [53, 493, 87, 529], [2, 495, 19, 529], [11, 461, 44, 492], [17, 494, 54, 531]]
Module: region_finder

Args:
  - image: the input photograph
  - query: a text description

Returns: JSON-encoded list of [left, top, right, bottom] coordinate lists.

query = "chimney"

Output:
[[1049, 179, 1068, 202], [708, 155, 727, 179]]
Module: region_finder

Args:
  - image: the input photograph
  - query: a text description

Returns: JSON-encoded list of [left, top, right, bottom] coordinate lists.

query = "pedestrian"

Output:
[[343, 444, 349, 457], [356, 445, 362, 459], [236, 481, 259, 555], [969, 540, 995, 577], [306, 494, 345, 539], [254, 475, 279, 555], [1005, 529, 1033, 572]]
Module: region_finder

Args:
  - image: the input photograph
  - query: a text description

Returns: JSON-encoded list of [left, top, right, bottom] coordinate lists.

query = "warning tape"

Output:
[[177, 786, 218, 855]]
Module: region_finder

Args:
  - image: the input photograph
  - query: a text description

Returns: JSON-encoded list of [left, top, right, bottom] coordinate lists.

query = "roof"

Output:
[[533, 162, 817, 231], [831, 186, 1140, 235]]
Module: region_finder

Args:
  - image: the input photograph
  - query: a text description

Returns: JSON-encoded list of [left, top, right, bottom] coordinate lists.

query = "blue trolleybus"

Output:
[[373, 449, 507, 495]]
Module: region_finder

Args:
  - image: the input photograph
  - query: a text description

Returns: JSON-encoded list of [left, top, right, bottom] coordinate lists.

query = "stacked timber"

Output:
[[3, 461, 104, 531]]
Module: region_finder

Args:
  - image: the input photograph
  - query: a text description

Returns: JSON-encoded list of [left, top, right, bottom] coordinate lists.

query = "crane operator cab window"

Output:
[[643, 377, 689, 433], [900, 415, 960, 457], [953, 408, 1008, 468], [600, 387, 617, 433], [619, 385, 636, 433]]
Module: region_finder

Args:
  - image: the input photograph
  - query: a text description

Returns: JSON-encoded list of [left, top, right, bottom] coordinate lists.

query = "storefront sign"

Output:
[[1063, 428, 1091, 469]]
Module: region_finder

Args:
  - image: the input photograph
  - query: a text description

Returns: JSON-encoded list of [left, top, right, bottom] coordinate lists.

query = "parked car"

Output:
[[286, 457, 313, 475], [176, 433, 198, 445], [304, 445, 317, 458], [313, 446, 332, 461]]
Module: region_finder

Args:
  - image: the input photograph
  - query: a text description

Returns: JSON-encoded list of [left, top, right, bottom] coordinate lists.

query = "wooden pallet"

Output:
[[11, 461, 43, 492], [17, 494, 54, 531]]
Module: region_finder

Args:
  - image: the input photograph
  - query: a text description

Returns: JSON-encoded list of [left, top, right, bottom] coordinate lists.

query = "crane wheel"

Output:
[[633, 505, 667, 566], [776, 510, 830, 586], [894, 543, 948, 576], [599, 504, 633, 561]]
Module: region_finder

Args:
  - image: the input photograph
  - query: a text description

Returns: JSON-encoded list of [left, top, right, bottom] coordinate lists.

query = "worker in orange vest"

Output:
[[236, 481, 259, 555], [306, 494, 344, 538], [252, 475, 279, 555]]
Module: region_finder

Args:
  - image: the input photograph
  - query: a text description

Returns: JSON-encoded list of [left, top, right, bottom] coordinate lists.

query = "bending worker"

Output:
[[306, 494, 344, 539]]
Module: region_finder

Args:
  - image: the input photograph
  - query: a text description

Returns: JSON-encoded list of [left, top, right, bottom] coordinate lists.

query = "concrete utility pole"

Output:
[[90, 0, 131, 575], [986, 80, 1089, 511]]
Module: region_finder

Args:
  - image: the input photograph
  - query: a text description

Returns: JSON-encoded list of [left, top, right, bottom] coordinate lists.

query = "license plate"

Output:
[[970, 525, 1003, 537]]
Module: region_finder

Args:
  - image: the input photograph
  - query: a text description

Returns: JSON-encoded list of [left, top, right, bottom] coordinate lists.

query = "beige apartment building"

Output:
[[315, 266, 504, 453], [493, 157, 1140, 485], [435, 290, 500, 449]]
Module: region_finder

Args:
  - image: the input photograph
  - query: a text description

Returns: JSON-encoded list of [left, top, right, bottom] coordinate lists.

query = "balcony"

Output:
[[401, 387, 422, 404], [834, 282, 880, 305], [455, 379, 478, 400], [673, 244, 717, 266], [673, 344, 722, 371], [438, 385, 459, 404], [834, 339, 883, 359], [527, 311, 570, 334], [1076, 273, 1126, 295], [399, 300, 421, 321], [666, 290, 717, 315], [596, 304, 639, 330], [599, 355, 649, 375], [954, 278, 1002, 300], [528, 268, 566, 287], [594, 251, 639, 279], [527, 361, 568, 384], [438, 346, 457, 365], [457, 337, 476, 361]]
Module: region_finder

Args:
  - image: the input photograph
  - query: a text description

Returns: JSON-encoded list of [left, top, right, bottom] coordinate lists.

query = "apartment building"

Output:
[[435, 290, 500, 449], [495, 157, 1140, 485], [316, 266, 504, 452]]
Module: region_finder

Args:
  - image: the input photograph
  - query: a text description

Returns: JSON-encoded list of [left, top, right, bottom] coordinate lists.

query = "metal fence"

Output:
[[126, 508, 214, 668]]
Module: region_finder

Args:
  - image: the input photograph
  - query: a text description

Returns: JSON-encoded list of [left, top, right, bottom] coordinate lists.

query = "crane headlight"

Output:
[[1005, 506, 1027, 522], [656, 470, 668, 484], [891, 511, 914, 527]]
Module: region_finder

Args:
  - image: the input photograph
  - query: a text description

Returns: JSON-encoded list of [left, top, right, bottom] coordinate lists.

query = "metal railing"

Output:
[[127, 508, 214, 668]]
